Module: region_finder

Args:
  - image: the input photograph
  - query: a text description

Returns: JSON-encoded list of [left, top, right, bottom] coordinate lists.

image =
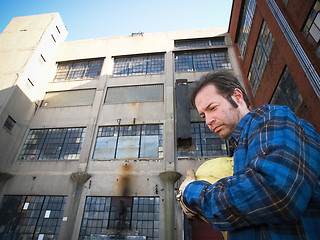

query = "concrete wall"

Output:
[[0, 13, 67, 171]]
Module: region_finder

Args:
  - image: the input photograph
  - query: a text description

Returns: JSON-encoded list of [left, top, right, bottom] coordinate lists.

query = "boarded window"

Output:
[[105, 85, 163, 104], [42, 89, 96, 107]]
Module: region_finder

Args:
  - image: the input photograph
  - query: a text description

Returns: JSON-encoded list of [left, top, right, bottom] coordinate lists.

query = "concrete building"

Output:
[[229, 0, 320, 131], [0, 13, 241, 240]]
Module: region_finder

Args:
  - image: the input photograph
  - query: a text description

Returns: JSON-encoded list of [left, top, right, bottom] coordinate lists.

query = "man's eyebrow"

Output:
[[198, 102, 215, 116], [204, 102, 215, 110]]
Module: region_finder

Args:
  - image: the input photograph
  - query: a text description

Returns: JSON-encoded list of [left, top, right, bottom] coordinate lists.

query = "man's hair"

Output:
[[190, 71, 250, 109]]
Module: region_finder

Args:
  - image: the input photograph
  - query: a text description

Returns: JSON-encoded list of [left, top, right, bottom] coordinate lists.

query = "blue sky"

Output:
[[0, 0, 233, 41]]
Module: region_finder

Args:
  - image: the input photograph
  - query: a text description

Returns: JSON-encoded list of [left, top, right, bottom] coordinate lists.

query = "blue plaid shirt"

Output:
[[183, 105, 320, 239]]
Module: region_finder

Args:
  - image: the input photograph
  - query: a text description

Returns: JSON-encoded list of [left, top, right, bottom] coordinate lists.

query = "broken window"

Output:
[[177, 122, 227, 157]]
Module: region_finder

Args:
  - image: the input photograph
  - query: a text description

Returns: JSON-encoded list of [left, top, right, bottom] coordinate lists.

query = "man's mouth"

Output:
[[212, 125, 222, 133]]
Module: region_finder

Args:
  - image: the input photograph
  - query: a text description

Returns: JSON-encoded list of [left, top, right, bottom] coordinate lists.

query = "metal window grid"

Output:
[[248, 21, 274, 96], [175, 50, 231, 72], [93, 125, 163, 159], [54, 59, 103, 82], [177, 122, 227, 157], [270, 66, 303, 113], [79, 196, 159, 240], [0, 195, 67, 240], [174, 38, 225, 48], [19, 127, 86, 160], [113, 54, 164, 76], [237, 0, 256, 57]]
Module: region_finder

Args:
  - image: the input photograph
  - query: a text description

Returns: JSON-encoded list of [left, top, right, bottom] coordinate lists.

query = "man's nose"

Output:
[[205, 113, 215, 125]]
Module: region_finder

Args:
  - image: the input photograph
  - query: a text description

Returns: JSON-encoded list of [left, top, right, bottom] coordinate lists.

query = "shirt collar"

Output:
[[229, 110, 252, 153]]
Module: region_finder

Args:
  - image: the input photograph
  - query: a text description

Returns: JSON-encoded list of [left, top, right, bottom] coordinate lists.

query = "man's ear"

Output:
[[232, 88, 244, 104]]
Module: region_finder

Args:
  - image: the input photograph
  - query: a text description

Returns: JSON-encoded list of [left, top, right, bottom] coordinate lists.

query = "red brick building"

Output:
[[229, 0, 320, 131]]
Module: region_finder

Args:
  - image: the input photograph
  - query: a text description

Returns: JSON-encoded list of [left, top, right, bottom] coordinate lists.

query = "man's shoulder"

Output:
[[250, 104, 294, 120]]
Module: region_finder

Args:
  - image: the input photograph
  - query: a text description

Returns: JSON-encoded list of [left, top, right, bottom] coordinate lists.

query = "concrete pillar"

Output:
[[60, 172, 91, 240], [159, 171, 182, 240]]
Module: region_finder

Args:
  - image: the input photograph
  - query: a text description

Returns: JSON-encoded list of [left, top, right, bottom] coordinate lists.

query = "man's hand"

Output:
[[176, 169, 198, 218]]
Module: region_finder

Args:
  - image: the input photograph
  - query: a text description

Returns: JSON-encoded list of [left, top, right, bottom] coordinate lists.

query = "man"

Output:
[[177, 71, 320, 239]]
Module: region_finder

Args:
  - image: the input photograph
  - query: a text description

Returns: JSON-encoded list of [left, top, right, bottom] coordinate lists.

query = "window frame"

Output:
[[248, 20, 274, 96], [79, 196, 160, 240], [177, 122, 228, 158], [3, 115, 16, 132], [113, 53, 165, 76], [237, 0, 256, 57], [93, 124, 163, 160], [19, 127, 86, 161], [53, 58, 104, 82], [270, 66, 303, 113], [0, 195, 67, 240], [174, 49, 232, 73], [174, 37, 225, 48]]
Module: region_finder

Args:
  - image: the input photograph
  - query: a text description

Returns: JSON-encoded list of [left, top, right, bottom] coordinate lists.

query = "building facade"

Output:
[[0, 13, 242, 240], [229, 0, 320, 131]]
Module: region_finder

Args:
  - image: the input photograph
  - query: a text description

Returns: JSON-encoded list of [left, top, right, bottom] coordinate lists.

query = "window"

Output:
[[113, 54, 164, 76], [93, 124, 163, 159], [19, 127, 86, 160], [105, 84, 163, 103], [175, 50, 231, 72], [303, 0, 320, 56], [42, 89, 96, 107], [0, 195, 67, 240], [237, 0, 256, 57], [270, 66, 303, 113], [174, 37, 225, 48], [3, 115, 16, 132], [79, 196, 159, 240], [248, 21, 274, 96], [177, 122, 227, 157], [53, 58, 104, 82]]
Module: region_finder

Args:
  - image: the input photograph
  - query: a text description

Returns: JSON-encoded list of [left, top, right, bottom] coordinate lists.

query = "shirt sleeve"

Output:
[[183, 106, 320, 231]]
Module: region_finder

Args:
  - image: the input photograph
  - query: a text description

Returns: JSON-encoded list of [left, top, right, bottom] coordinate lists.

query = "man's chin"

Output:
[[215, 130, 231, 140]]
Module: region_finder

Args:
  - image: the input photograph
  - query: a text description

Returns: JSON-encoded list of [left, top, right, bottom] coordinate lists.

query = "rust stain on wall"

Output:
[[115, 163, 132, 196]]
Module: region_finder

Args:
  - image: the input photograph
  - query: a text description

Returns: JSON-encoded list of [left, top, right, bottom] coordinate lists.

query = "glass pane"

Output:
[[116, 136, 140, 158], [105, 85, 163, 103], [175, 53, 193, 72], [140, 136, 159, 158], [93, 136, 117, 159]]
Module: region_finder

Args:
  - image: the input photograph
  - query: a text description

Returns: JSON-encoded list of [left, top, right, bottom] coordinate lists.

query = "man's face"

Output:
[[195, 84, 243, 139]]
